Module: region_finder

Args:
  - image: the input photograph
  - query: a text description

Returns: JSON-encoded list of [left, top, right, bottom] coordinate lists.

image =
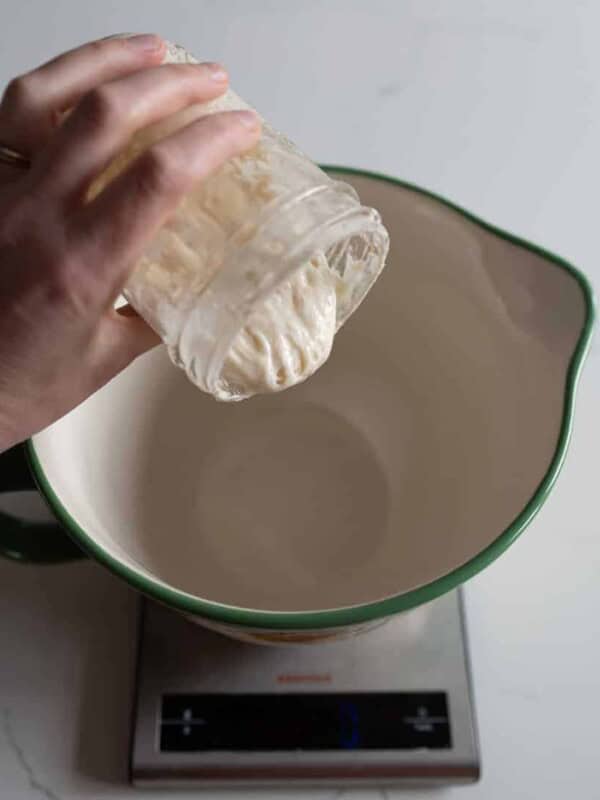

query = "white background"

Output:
[[1, 1, 599, 798]]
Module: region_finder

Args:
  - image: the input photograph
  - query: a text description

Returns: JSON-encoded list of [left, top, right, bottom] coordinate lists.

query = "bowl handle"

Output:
[[0, 444, 85, 563]]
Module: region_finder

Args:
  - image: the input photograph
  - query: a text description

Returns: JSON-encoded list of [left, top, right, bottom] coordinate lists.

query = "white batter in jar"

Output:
[[90, 41, 389, 401]]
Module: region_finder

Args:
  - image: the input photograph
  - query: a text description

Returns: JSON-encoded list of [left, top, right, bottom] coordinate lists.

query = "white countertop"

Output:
[[1, 1, 599, 798]]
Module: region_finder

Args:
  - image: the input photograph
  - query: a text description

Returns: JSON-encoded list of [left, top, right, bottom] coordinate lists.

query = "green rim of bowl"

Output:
[[26, 166, 596, 630]]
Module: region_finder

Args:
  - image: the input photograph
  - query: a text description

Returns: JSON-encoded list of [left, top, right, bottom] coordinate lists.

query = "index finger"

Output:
[[0, 34, 165, 152]]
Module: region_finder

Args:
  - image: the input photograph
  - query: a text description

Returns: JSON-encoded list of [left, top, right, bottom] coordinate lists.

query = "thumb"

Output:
[[93, 307, 161, 385]]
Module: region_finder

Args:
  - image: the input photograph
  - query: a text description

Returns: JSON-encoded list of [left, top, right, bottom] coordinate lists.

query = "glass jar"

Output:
[[91, 42, 389, 400]]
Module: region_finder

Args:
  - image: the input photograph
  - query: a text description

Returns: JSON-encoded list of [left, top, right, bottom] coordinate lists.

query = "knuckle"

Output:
[[85, 37, 129, 62], [162, 63, 199, 81], [90, 36, 130, 55], [137, 145, 186, 195], [210, 111, 256, 145], [1, 73, 37, 113], [214, 112, 239, 133], [87, 38, 113, 56], [78, 85, 122, 130]]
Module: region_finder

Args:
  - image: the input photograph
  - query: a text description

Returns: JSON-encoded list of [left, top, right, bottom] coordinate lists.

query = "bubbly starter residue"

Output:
[[89, 41, 357, 401], [219, 253, 337, 399]]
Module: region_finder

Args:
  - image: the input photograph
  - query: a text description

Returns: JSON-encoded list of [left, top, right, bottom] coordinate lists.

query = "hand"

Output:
[[0, 34, 260, 452]]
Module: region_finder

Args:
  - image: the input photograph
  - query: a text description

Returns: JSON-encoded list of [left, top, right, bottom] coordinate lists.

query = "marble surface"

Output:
[[1, 1, 600, 798]]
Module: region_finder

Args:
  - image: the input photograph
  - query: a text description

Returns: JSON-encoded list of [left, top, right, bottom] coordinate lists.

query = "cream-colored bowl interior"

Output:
[[33, 172, 586, 612]]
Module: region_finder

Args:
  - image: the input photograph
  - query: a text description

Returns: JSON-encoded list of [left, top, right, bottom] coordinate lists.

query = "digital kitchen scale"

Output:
[[130, 589, 480, 788]]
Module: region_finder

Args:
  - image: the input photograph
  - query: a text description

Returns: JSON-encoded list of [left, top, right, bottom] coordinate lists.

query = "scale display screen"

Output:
[[160, 692, 451, 752]]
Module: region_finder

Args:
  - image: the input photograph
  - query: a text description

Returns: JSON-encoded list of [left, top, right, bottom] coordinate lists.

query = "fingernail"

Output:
[[127, 33, 164, 52], [203, 62, 228, 82], [235, 110, 260, 131]]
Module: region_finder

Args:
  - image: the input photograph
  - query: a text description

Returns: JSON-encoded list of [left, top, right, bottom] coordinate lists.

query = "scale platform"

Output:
[[130, 589, 480, 788]]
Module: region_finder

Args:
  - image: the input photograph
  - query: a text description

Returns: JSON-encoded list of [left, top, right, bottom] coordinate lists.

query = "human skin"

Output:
[[0, 33, 261, 452]]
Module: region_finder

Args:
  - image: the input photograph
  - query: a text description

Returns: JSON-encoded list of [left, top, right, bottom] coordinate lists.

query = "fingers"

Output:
[[91, 310, 161, 390], [0, 34, 165, 154], [32, 60, 230, 201], [73, 109, 260, 302]]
